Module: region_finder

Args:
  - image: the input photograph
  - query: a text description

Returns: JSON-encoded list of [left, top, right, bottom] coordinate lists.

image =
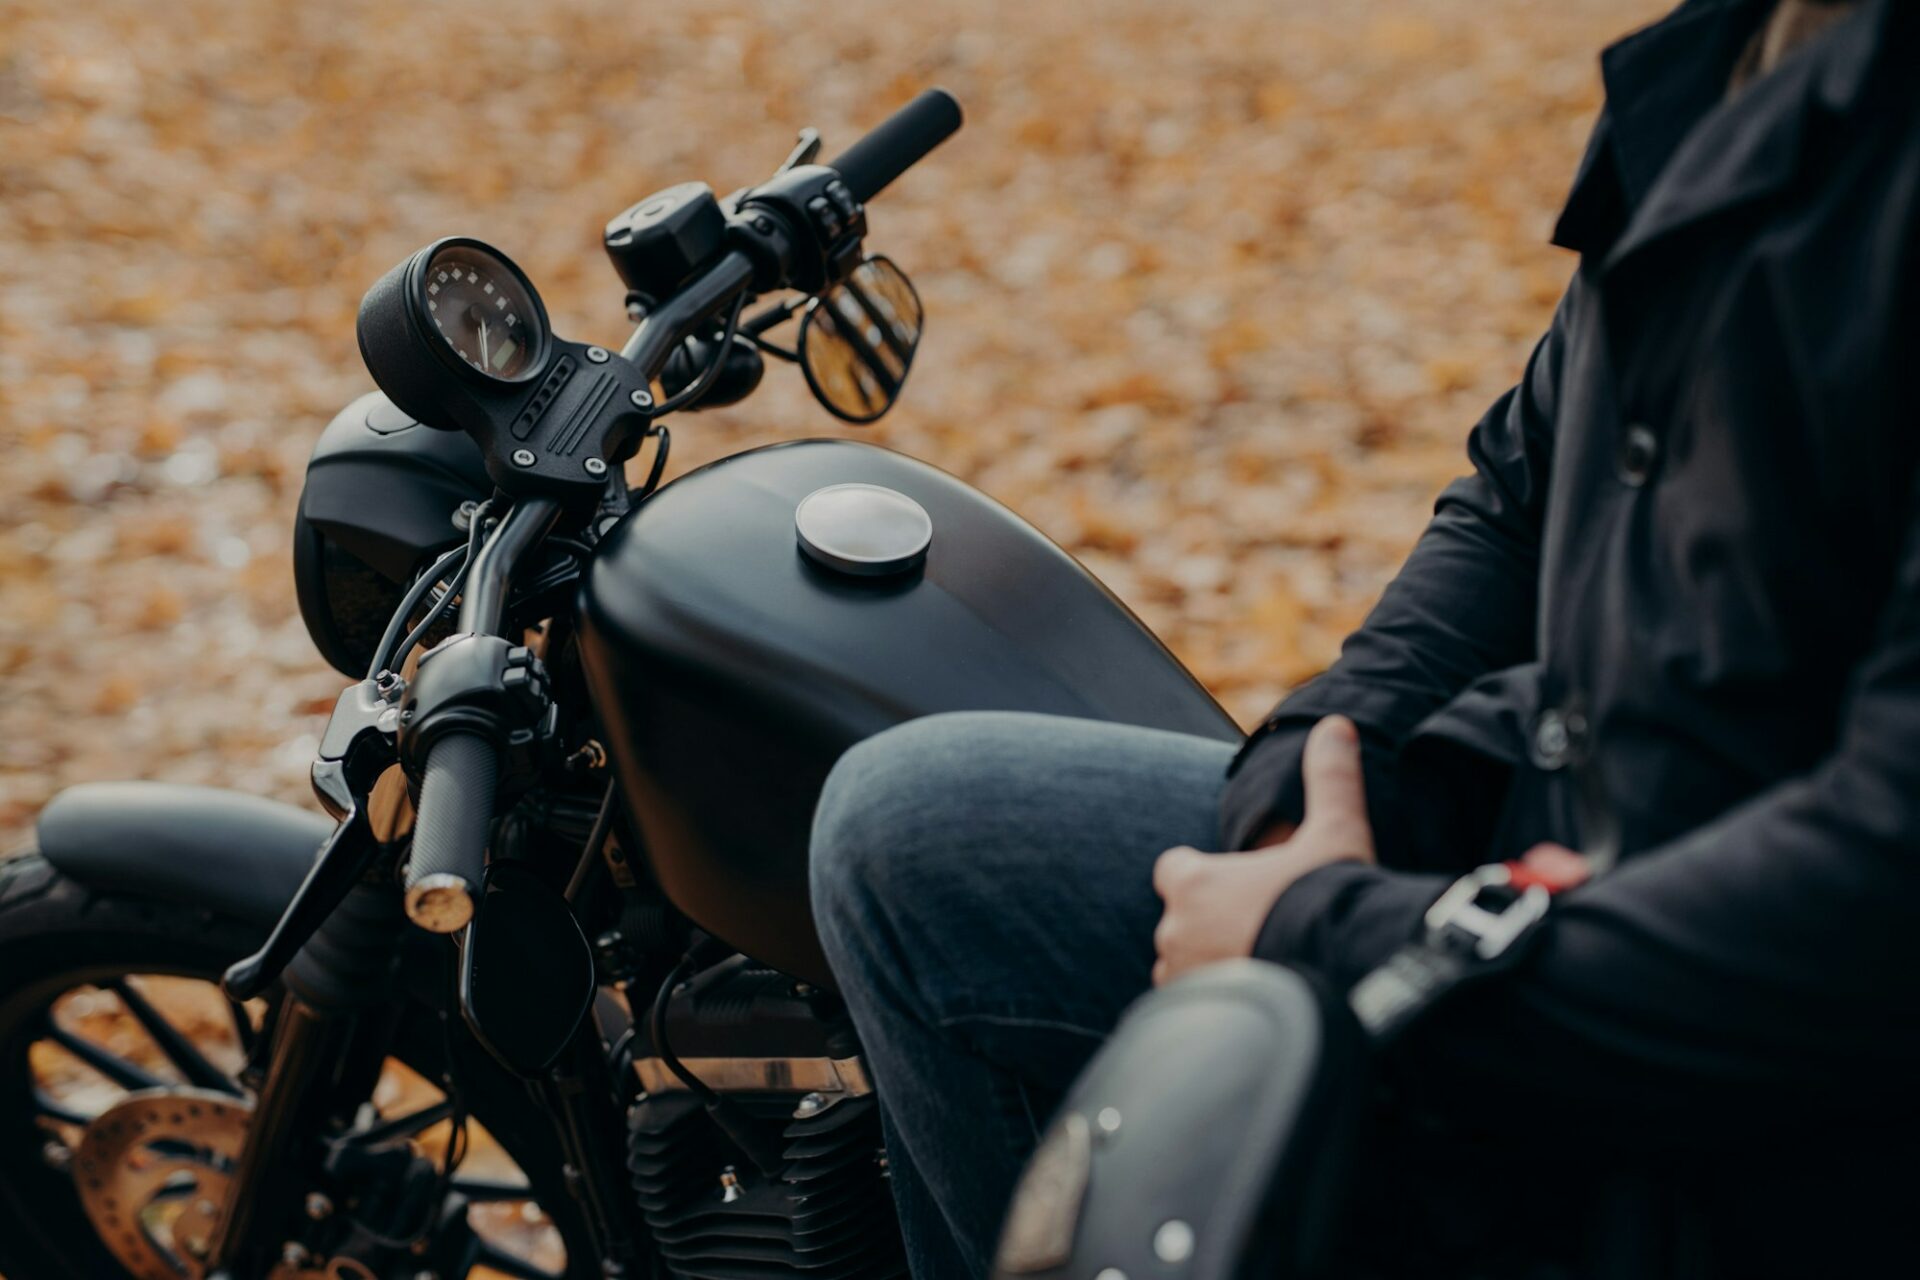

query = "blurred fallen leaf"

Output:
[[91, 673, 143, 714], [132, 585, 186, 630]]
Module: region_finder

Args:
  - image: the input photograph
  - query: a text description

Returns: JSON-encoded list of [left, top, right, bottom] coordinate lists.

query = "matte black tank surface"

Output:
[[578, 438, 1241, 985]]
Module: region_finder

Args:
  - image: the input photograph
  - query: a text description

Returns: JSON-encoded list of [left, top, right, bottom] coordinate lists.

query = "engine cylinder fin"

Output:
[[628, 1092, 907, 1280], [784, 1099, 877, 1138], [787, 1185, 880, 1229]]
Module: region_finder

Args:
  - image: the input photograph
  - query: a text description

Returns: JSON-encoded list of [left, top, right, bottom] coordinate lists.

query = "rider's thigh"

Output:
[[810, 710, 1235, 1027]]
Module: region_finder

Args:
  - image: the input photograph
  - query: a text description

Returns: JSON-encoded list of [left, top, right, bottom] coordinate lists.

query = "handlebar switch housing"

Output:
[[604, 182, 729, 309], [738, 165, 868, 294], [396, 633, 555, 785]]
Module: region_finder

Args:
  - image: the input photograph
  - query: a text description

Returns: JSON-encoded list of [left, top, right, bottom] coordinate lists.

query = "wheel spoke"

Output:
[[450, 1176, 535, 1203], [227, 995, 258, 1060], [473, 1241, 564, 1280], [104, 979, 242, 1096], [32, 1087, 91, 1127], [42, 1020, 166, 1093], [349, 1098, 453, 1147]]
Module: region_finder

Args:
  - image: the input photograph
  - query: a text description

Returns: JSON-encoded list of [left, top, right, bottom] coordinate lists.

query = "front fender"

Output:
[[35, 782, 331, 927]]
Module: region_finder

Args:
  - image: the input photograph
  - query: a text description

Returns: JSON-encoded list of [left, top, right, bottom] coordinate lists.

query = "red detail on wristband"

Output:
[[1503, 847, 1591, 895]]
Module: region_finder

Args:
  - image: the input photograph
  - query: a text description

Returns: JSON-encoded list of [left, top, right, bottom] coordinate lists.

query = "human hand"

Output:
[[1152, 716, 1375, 986]]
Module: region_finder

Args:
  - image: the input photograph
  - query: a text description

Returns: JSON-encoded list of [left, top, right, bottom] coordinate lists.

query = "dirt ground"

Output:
[[0, 0, 1663, 845]]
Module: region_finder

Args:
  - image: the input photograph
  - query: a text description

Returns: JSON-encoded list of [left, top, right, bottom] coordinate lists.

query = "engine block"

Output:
[[627, 1091, 907, 1280]]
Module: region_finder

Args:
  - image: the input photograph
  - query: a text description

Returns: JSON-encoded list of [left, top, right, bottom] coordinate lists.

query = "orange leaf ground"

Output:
[[0, 0, 1663, 845]]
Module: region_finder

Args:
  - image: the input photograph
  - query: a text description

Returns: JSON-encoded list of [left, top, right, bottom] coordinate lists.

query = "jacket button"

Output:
[[1530, 707, 1587, 771], [1617, 424, 1659, 486]]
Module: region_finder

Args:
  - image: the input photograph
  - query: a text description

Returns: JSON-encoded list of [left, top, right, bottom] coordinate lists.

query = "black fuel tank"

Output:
[[577, 439, 1240, 985]]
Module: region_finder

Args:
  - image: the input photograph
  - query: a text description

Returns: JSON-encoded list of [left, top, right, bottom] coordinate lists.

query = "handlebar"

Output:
[[397, 496, 560, 934], [403, 731, 498, 933], [828, 88, 963, 204], [612, 89, 962, 388], [457, 496, 562, 634], [620, 250, 757, 380]]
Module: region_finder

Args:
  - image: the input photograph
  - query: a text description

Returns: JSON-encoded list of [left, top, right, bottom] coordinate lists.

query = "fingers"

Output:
[[1153, 846, 1212, 986], [1152, 845, 1202, 899], [1151, 895, 1177, 986], [1300, 715, 1373, 860]]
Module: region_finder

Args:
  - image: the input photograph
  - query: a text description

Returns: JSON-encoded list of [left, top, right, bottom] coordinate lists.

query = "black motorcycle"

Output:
[[0, 89, 1241, 1280]]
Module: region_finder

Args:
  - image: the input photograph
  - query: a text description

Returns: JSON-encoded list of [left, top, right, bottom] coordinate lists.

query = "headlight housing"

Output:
[[293, 392, 492, 677]]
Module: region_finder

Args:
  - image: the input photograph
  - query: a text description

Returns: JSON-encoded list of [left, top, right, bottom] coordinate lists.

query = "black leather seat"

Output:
[[35, 782, 331, 926]]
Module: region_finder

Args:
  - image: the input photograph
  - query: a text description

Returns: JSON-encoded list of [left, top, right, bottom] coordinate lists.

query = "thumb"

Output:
[[1300, 716, 1373, 858]]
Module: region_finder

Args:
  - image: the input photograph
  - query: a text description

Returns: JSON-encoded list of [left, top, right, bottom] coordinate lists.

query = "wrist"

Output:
[[1252, 863, 1452, 987]]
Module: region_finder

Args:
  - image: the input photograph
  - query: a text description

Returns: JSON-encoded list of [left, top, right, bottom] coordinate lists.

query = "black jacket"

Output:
[[1225, 0, 1920, 1259]]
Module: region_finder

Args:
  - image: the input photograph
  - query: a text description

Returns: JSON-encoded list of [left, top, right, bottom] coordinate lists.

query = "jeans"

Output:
[[809, 710, 1236, 1280]]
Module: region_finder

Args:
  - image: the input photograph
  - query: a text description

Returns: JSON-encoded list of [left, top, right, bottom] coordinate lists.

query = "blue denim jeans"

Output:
[[809, 711, 1236, 1280]]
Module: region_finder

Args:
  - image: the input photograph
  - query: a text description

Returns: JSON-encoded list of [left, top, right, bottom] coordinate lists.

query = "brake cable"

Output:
[[638, 426, 671, 499], [648, 953, 718, 1106], [365, 542, 472, 682], [385, 498, 495, 673], [648, 949, 789, 1177], [650, 293, 749, 417], [564, 784, 618, 904]]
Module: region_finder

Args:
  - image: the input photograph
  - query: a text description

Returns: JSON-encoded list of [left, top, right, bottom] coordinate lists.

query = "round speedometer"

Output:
[[420, 241, 548, 381]]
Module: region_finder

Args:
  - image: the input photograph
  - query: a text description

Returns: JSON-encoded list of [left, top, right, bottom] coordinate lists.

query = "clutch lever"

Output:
[[777, 126, 822, 174], [222, 678, 402, 1001]]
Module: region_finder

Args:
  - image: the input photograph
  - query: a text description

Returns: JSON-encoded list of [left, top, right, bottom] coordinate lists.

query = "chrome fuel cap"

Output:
[[795, 483, 932, 576]]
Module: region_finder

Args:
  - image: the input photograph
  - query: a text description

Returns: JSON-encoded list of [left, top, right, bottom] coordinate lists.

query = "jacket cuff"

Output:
[[1220, 672, 1448, 853], [1251, 862, 1452, 989], [1219, 715, 1409, 855], [1218, 721, 1312, 850]]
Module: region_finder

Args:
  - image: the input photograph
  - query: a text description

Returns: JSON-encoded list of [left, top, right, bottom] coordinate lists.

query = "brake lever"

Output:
[[221, 808, 378, 1002], [777, 126, 822, 174], [221, 679, 402, 1001]]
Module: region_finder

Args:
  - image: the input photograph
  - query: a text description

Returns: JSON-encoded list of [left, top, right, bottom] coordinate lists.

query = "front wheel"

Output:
[[0, 851, 596, 1279]]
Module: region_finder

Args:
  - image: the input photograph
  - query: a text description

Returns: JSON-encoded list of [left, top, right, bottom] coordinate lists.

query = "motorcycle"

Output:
[[0, 88, 1242, 1280]]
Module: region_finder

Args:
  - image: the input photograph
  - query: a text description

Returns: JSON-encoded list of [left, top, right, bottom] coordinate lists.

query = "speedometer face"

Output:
[[422, 243, 545, 380]]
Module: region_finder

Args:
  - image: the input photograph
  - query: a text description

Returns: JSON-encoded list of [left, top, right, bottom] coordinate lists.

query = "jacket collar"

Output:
[[1550, 0, 1894, 264]]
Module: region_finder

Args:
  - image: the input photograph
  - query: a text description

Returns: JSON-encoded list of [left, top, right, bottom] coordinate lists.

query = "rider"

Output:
[[808, 0, 1920, 1275]]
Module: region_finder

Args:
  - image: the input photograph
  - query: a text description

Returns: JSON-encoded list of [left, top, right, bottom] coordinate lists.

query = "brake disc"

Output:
[[72, 1087, 253, 1280]]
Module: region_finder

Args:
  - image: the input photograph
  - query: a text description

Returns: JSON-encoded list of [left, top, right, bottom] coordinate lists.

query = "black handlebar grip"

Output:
[[403, 732, 498, 933], [828, 87, 963, 204]]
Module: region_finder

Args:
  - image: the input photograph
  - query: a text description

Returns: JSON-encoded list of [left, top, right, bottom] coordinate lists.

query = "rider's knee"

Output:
[[810, 721, 936, 932], [813, 713, 975, 938]]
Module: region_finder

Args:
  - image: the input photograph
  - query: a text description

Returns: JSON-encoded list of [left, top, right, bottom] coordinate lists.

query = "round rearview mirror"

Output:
[[799, 256, 924, 424]]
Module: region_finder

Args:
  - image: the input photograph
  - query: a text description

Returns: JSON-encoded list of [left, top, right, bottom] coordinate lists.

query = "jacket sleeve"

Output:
[[1219, 282, 1572, 851], [1255, 484, 1920, 1143]]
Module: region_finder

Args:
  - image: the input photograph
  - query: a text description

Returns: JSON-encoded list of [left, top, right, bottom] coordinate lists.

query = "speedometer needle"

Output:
[[479, 317, 491, 370]]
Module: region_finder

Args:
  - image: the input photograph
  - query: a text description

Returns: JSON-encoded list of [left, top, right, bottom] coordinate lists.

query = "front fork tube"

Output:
[[208, 1000, 362, 1273], [208, 878, 406, 1275]]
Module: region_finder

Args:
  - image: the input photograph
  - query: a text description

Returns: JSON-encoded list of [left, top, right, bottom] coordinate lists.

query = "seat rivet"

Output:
[[1154, 1220, 1195, 1264]]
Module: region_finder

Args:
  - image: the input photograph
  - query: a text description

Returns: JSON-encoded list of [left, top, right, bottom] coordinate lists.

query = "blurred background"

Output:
[[0, 0, 1661, 847]]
